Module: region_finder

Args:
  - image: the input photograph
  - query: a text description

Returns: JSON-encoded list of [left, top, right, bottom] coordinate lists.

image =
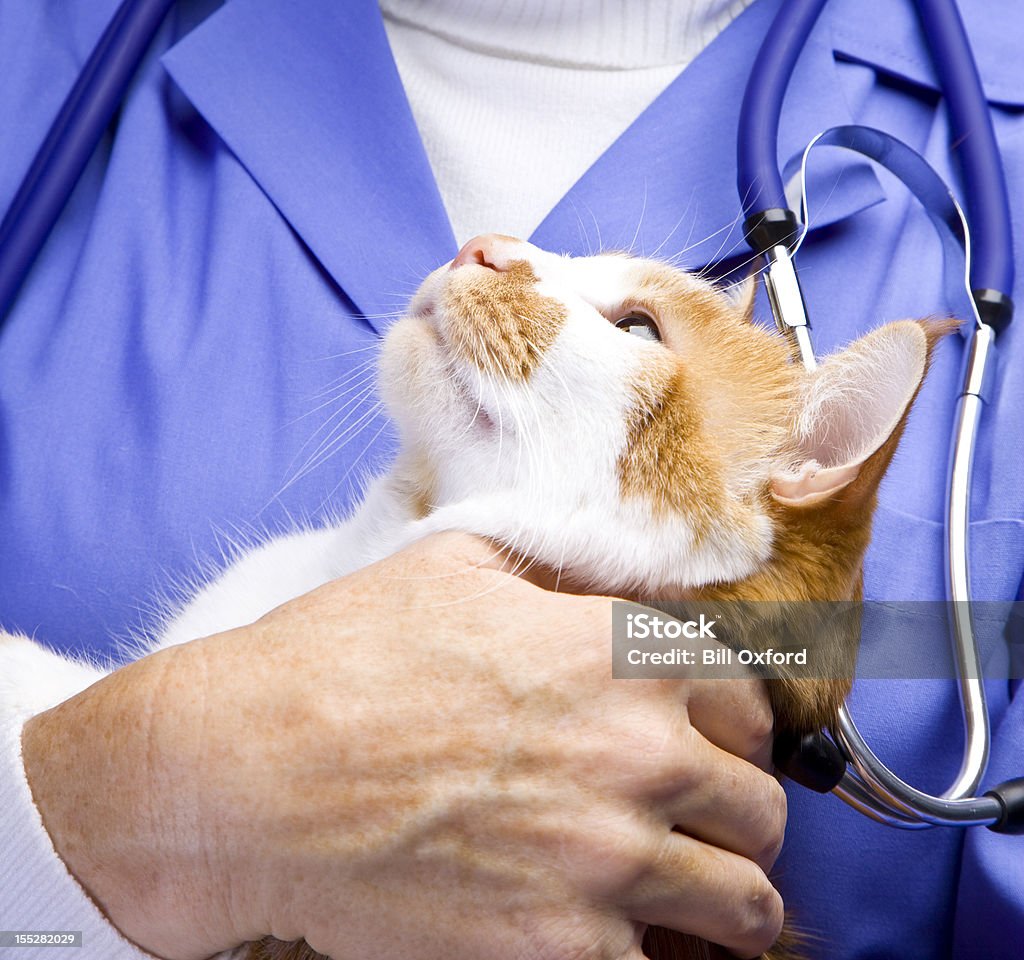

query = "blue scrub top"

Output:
[[1, 0, 1022, 956]]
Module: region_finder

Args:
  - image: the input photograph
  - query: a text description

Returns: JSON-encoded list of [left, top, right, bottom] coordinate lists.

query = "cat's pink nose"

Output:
[[450, 234, 521, 272]]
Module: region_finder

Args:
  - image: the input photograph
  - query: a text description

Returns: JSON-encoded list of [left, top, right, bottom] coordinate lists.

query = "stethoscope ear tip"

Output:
[[773, 729, 847, 794]]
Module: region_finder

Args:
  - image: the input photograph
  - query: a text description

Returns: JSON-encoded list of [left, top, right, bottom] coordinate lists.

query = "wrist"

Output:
[[20, 642, 240, 959]]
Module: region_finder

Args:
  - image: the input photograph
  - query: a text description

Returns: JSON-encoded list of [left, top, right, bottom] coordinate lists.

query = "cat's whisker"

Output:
[[521, 329, 582, 439], [483, 344, 508, 470], [647, 188, 698, 262], [468, 349, 544, 566], [424, 533, 560, 610], [591, 205, 604, 254], [307, 354, 378, 391], [448, 364, 490, 445], [302, 373, 378, 412], [294, 398, 386, 480], [286, 380, 380, 468], [286, 366, 379, 425], [303, 342, 382, 363], [360, 307, 410, 318], [550, 523, 571, 595], [312, 416, 393, 516], [496, 370, 530, 492], [695, 219, 749, 279], [568, 197, 596, 256], [277, 399, 385, 497], [688, 182, 771, 280], [627, 181, 649, 257], [516, 331, 576, 505], [656, 196, 747, 269]]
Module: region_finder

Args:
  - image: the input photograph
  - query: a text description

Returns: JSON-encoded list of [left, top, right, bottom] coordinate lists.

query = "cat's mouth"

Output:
[[448, 366, 497, 434]]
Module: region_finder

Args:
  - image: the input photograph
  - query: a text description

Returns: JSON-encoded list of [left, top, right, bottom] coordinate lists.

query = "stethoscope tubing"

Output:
[[0, 0, 175, 323], [915, 0, 1014, 298], [736, 0, 828, 218]]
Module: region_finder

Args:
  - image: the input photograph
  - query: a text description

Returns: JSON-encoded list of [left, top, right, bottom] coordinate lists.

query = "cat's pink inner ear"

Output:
[[771, 459, 861, 506], [771, 320, 929, 506]]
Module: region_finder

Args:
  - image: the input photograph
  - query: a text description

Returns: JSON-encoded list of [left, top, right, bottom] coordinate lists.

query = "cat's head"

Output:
[[380, 234, 948, 603]]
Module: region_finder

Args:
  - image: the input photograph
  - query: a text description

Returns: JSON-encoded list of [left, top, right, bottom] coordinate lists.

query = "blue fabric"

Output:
[[1, 0, 1021, 955]]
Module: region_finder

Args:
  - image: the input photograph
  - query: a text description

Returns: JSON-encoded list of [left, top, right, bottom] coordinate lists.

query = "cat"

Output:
[[155, 233, 945, 960], [19, 233, 953, 960]]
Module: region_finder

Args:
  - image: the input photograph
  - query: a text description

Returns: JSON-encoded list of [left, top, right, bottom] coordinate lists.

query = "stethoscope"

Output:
[[1, 0, 1022, 832], [740, 0, 1024, 833]]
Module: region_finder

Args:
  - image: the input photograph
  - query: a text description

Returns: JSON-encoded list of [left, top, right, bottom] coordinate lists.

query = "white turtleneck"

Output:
[[380, 0, 753, 246]]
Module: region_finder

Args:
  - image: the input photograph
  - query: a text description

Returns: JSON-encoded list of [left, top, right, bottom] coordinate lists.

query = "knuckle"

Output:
[[581, 819, 656, 894], [755, 778, 788, 868], [639, 719, 699, 794], [735, 877, 785, 957], [741, 689, 775, 757]]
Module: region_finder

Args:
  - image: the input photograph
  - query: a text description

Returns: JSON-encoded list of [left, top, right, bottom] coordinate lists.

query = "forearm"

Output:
[[0, 632, 157, 959]]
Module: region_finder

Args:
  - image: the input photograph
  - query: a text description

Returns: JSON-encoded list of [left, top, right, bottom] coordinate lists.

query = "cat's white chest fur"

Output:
[[156, 479, 419, 650]]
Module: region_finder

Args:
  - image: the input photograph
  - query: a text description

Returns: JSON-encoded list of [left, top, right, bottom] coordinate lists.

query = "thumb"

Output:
[[406, 531, 617, 598]]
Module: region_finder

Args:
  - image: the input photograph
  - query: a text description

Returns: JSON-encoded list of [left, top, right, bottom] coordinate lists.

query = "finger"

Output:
[[623, 830, 784, 959], [400, 531, 520, 575], [687, 675, 774, 771], [657, 728, 787, 873], [617, 946, 652, 960], [374, 532, 552, 600], [406, 532, 581, 595]]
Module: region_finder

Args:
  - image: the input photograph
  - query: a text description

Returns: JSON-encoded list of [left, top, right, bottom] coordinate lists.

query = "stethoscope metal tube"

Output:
[[760, 245, 816, 371], [942, 322, 995, 802], [739, 0, 1023, 833], [833, 698, 1003, 828]]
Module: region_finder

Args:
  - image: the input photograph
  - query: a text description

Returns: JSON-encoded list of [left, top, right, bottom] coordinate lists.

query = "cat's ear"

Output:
[[724, 274, 757, 324], [770, 319, 956, 508]]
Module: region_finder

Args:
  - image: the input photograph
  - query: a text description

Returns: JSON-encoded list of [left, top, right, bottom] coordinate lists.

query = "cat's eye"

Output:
[[614, 313, 661, 342]]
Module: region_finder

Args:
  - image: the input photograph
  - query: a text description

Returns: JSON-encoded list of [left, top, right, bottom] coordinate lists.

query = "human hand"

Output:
[[20, 532, 784, 960]]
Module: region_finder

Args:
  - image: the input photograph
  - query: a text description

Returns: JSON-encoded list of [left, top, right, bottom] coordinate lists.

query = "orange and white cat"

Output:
[[14, 235, 950, 960], [160, 234, 944, 960]]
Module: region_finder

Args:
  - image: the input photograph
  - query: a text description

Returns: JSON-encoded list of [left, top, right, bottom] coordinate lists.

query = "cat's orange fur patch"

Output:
[[617, 265, 797, 550], [441, 260, 566, 379], [614, 267, 956, 735]]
